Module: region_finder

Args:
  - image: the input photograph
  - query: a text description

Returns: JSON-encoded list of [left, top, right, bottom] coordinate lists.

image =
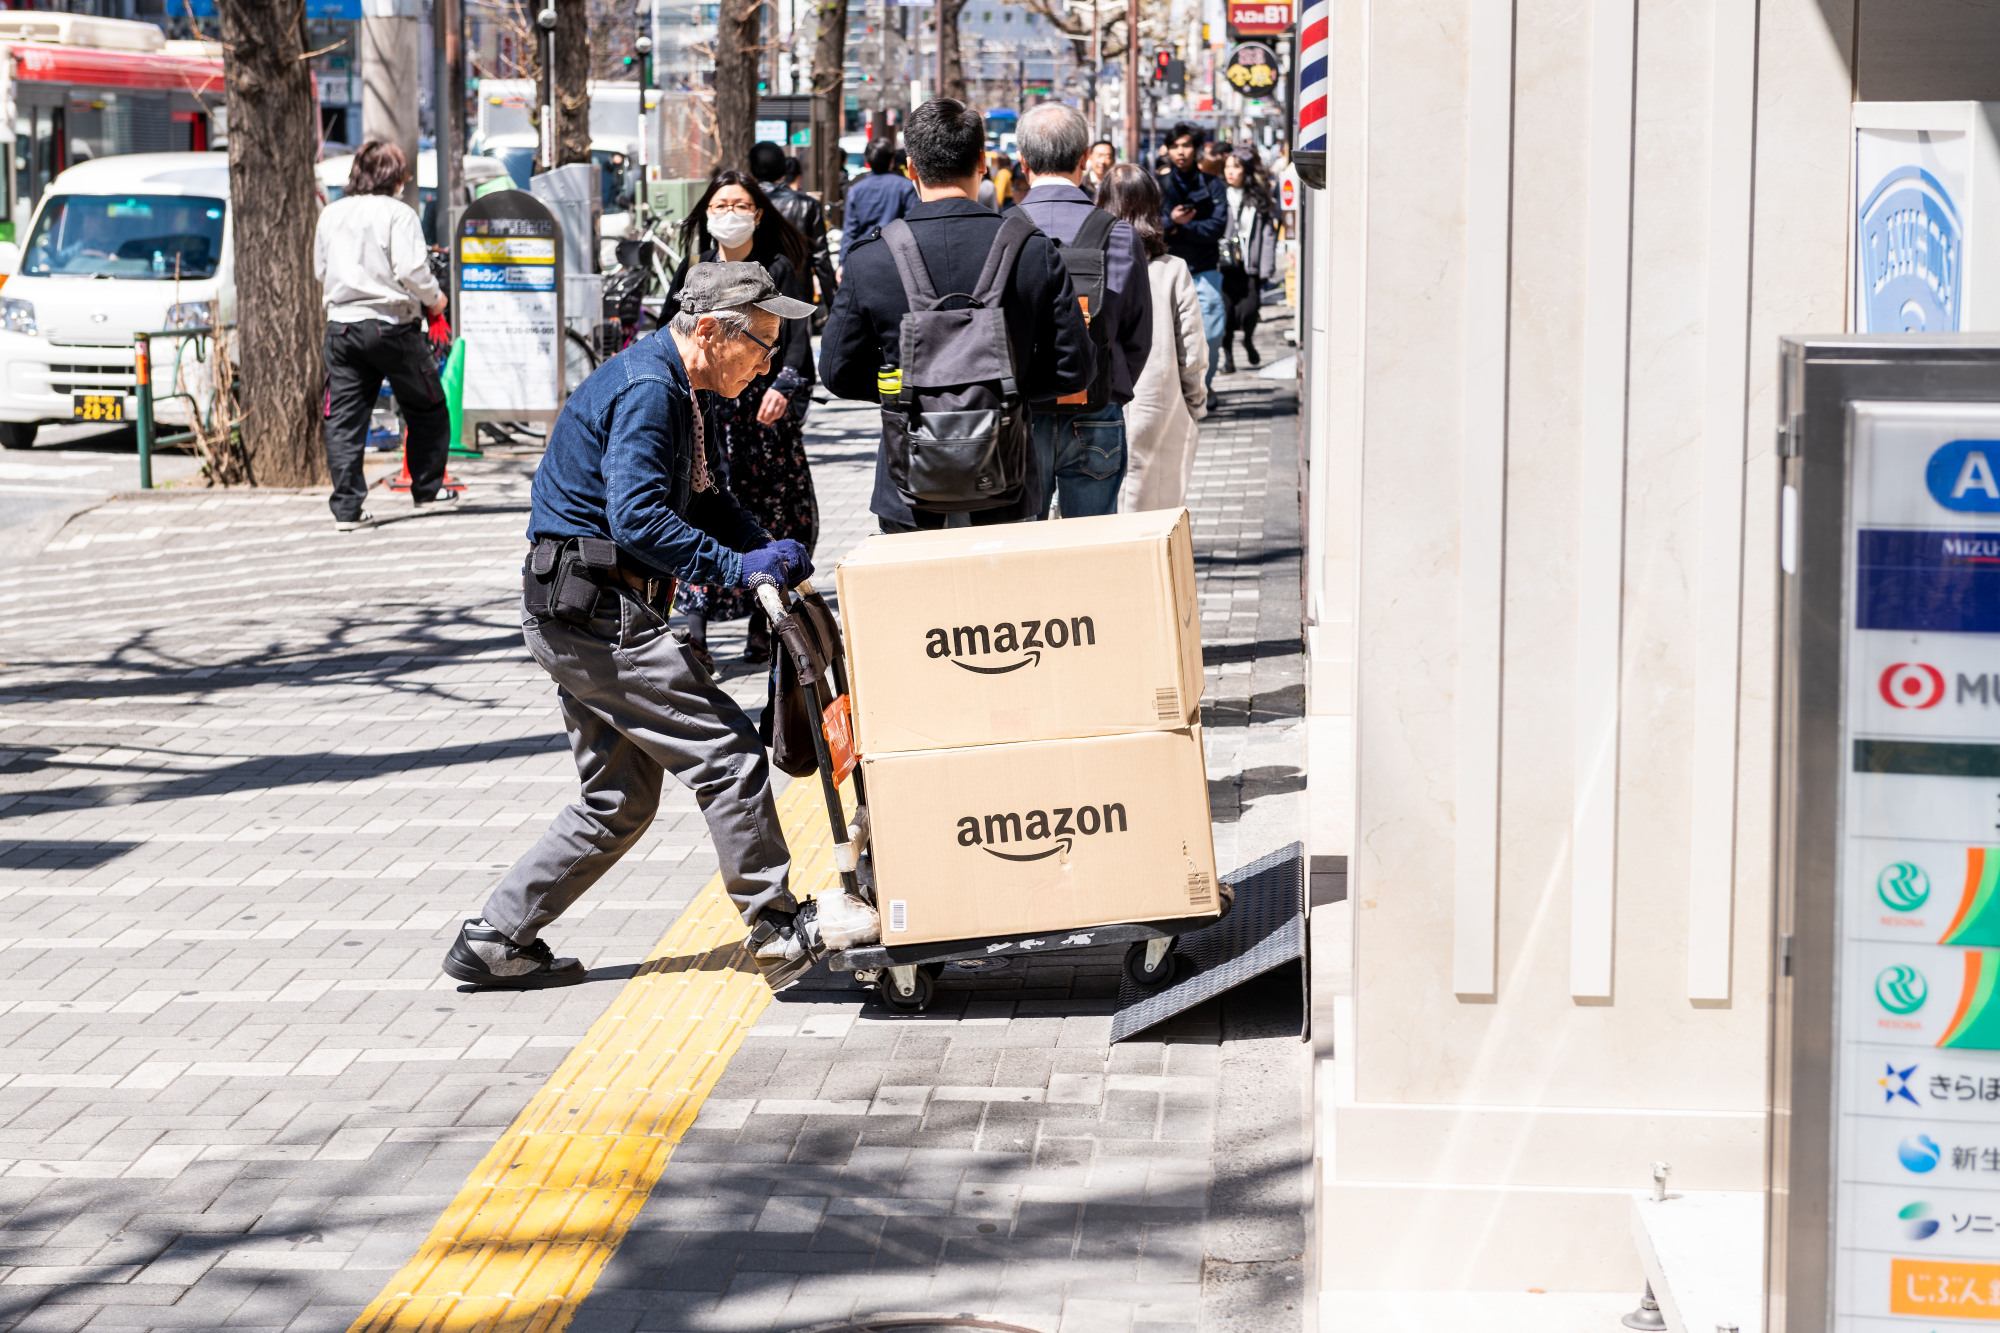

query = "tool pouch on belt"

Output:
[[524, 537, 620, 626]]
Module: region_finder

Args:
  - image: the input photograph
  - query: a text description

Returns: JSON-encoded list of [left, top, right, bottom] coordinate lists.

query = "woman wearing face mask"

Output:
[[664, 170, 818, 668]]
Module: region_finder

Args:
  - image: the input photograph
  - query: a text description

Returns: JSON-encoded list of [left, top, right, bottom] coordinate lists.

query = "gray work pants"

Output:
[[480, 584, 796, 943]]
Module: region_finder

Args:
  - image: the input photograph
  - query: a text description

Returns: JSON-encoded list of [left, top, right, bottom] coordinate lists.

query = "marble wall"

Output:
[[1307, 0, 1858, 1289]]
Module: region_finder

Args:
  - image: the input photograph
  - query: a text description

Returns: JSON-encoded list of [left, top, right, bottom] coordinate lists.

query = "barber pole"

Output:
[[1292, 0, 1327, 188]]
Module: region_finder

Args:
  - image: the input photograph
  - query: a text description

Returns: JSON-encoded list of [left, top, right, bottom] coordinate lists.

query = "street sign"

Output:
[[454, 190, 563, 429], [1772, 337, 2000, 1333], [1226, 0, 1290, 34], [1222, 42, 1280, 99]]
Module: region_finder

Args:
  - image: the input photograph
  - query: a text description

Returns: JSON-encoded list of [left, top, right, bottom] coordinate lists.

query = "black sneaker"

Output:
[[748, 900, 823, 991], [443, 919, 587, 989]]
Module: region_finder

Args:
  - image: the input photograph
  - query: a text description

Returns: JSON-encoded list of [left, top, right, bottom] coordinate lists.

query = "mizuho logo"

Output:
[[957, 802, 1128, 862], [925, 616, 1097, 675], [1877, 964, 1929, 1016], [1927, 439, 2000, 512], [1878, 862, 1931, 912]]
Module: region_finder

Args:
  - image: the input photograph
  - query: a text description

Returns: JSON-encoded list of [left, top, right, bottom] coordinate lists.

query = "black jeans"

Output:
[[1221, 266, 1261, 342], [322, 318, 449, 521]]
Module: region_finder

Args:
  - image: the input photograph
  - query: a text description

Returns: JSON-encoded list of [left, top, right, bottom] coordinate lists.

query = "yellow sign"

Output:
[[1892, 1259, 2000, 1318], [458, 236, 555, 264]]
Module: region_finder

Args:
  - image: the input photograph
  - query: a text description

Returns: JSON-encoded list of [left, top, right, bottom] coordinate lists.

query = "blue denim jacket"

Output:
[[526, 331, 764, 586]]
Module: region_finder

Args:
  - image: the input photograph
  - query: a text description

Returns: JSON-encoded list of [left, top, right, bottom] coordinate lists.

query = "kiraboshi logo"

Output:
[[1881, 662, 1947, 709]]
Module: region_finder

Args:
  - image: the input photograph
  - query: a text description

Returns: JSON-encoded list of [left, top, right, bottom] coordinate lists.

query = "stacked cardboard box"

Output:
[[835, 509, 1219, 946]]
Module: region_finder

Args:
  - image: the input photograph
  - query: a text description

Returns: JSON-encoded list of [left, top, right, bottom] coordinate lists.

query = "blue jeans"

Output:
[[1191, 267, 1225, 393], [1030, 402, 1126, 518]]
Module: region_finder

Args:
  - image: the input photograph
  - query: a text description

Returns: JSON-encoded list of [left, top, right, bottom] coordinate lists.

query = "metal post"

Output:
[[538, 6, 558, 171], [1122, 0, 1139, 159], [635, 28, 653, 226], [132, 333, 153, 491]]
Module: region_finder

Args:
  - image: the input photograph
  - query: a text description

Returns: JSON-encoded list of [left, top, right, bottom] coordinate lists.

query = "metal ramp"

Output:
[[1110, 841, 1307, 1043]]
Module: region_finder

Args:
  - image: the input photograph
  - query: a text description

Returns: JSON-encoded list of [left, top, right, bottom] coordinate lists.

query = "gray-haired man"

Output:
[[442, 263, 830, 991]]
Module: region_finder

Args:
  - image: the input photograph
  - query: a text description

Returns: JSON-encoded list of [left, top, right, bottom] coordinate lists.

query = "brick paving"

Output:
[[0, 313, 1306, 1333]]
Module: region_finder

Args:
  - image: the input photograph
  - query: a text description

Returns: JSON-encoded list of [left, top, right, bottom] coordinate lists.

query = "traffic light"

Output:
[[1153, 49, 1171, 83], [1151, 49, 1185, 94]]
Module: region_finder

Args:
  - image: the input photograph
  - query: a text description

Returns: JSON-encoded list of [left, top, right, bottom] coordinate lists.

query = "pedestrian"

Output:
[[1016, 102, 1153, 519], [1158, 121, 1227, 411], [312, 139, 455, 533], [749, 141, 839, 329], [664, 171, 820, 670], [1219, 150, 1278, 373], [819, 96, 1095, 531], [1083, 138, 1117, 191], [1099, 163, 1207, 512], [441, 262, 828, 992], [839, 137, 918, 268]]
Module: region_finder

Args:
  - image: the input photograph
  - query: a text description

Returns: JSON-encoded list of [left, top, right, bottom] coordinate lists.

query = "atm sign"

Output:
[[1228, 1, 1291, 34]]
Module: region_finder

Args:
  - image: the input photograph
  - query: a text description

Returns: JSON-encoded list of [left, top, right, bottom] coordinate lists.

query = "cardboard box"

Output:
[[863, 727, 1219, 946], [835, 509, 1203, 755]]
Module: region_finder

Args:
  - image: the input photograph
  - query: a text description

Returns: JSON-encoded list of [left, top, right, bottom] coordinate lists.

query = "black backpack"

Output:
[[877, 212, 1038, 513], [1034, 207, 1116, 415]]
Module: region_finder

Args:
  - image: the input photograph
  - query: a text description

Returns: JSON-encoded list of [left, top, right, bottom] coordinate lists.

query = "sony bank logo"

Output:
[[925, 615, 1099, 675], [956, 801, 1129, 862]]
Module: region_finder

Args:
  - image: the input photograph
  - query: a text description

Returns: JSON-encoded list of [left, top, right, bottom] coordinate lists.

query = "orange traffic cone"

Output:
[[386, 437, 462, 495]]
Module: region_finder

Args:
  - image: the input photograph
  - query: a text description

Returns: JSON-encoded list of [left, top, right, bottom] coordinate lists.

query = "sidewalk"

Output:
[[0, 319, 1306, 1333]]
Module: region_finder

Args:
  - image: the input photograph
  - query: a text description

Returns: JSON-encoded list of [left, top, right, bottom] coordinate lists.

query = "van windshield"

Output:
[[22, 194, 226, 279]]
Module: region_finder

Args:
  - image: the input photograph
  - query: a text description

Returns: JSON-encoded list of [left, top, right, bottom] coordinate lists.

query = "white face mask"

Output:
[[707, 211, 756, 249]]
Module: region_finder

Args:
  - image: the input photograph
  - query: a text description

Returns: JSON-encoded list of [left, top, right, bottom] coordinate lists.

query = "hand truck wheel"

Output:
[[880, 963, 935, 1012], [1124, 937, 1177, 988]]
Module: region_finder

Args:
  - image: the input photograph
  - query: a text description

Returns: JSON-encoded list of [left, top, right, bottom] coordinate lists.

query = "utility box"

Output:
[[1851, 103, 2000, 333], [1771, 336, 2000, 1333]]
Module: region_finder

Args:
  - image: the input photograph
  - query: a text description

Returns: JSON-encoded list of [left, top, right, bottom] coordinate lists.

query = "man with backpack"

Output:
[[1016, 102, 1153, 518], [820, 97, 1095, 531]]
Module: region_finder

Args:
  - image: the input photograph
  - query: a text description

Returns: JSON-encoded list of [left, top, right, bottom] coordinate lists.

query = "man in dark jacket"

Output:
[[1159, 120, 1227, 407], [1017, 101, 1152, 518], [838, 137, 918, 267], [819, 97, 1095, 530], [749, 141, 838, 326], [441, 263, 829, 992]]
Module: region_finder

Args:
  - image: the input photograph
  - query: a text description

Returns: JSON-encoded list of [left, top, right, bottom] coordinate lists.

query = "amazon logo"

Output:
[[924, 616, 1097, 674], [956, 803, 1128, 861]]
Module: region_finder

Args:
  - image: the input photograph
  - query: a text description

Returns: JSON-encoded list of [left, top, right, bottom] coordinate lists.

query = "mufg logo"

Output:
[[1928, 439, 2000, 512], [1858, 166, 1963, 333]]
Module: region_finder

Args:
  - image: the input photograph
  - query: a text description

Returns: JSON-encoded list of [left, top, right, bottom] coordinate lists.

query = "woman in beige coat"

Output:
[[1097, 164, 1209, 512]]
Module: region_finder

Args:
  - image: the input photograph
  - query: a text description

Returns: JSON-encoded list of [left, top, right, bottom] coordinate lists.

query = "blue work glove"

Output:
[[740, 538, 813, 588]]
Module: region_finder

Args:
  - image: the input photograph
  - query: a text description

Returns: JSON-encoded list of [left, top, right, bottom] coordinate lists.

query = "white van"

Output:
[[0, 152, 232, 449]]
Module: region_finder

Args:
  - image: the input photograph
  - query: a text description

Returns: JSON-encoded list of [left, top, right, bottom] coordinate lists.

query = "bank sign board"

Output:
[[1837, 401, 2000, 1327]]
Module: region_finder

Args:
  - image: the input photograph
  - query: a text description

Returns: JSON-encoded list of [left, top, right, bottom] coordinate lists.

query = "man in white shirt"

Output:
[[313, 139, 455, 532]]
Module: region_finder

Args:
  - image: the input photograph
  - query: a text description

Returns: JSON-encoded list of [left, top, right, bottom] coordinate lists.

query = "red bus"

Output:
[[0, 13, 224, 239]]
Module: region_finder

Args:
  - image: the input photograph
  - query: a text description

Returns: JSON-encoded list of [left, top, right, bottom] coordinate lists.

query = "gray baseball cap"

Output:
[[677, 261, 816, 320]]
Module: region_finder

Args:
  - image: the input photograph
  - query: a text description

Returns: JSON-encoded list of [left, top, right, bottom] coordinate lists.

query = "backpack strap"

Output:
[[1069, 207, 1116, 252], [970, 211, 1040, 307], [880, 219, 942, 312]]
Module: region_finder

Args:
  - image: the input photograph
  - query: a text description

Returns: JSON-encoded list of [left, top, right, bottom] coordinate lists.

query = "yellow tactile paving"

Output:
[[348, 775, 853, 1333]]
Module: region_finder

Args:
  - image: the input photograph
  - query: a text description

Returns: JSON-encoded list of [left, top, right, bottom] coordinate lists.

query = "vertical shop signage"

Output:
[[1837, 402, 2000, 1321], [454, 190, 563, 421]]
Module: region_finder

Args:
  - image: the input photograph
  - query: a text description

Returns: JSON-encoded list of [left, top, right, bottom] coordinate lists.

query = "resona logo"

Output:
[[1928, 439, 2000, 513], [1879, 862, 1932, 912], [1881, 662, 1946, 709], [1877, 964, 1930, 1016], [957, 802, 1128, 862], [925, 616, 1097, 675]]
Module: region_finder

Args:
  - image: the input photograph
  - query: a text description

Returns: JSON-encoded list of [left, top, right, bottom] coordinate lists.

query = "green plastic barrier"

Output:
[[443, 337, 477, 456]]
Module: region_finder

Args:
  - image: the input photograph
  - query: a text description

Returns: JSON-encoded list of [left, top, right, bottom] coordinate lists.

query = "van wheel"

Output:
[[0, 422, 36, 449]]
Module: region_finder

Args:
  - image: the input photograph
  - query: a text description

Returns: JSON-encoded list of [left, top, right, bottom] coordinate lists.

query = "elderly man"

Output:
[[1016, 102, 1153, 518], [442, 263, 825, 992]]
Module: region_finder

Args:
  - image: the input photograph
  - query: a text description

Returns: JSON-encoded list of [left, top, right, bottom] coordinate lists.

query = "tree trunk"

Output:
[[938, 0, 967, 102], [808, 0, 848, 222], [713, 0, 762, 172], [217, 0, 326, 488], [527, 0, 592, 168]]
